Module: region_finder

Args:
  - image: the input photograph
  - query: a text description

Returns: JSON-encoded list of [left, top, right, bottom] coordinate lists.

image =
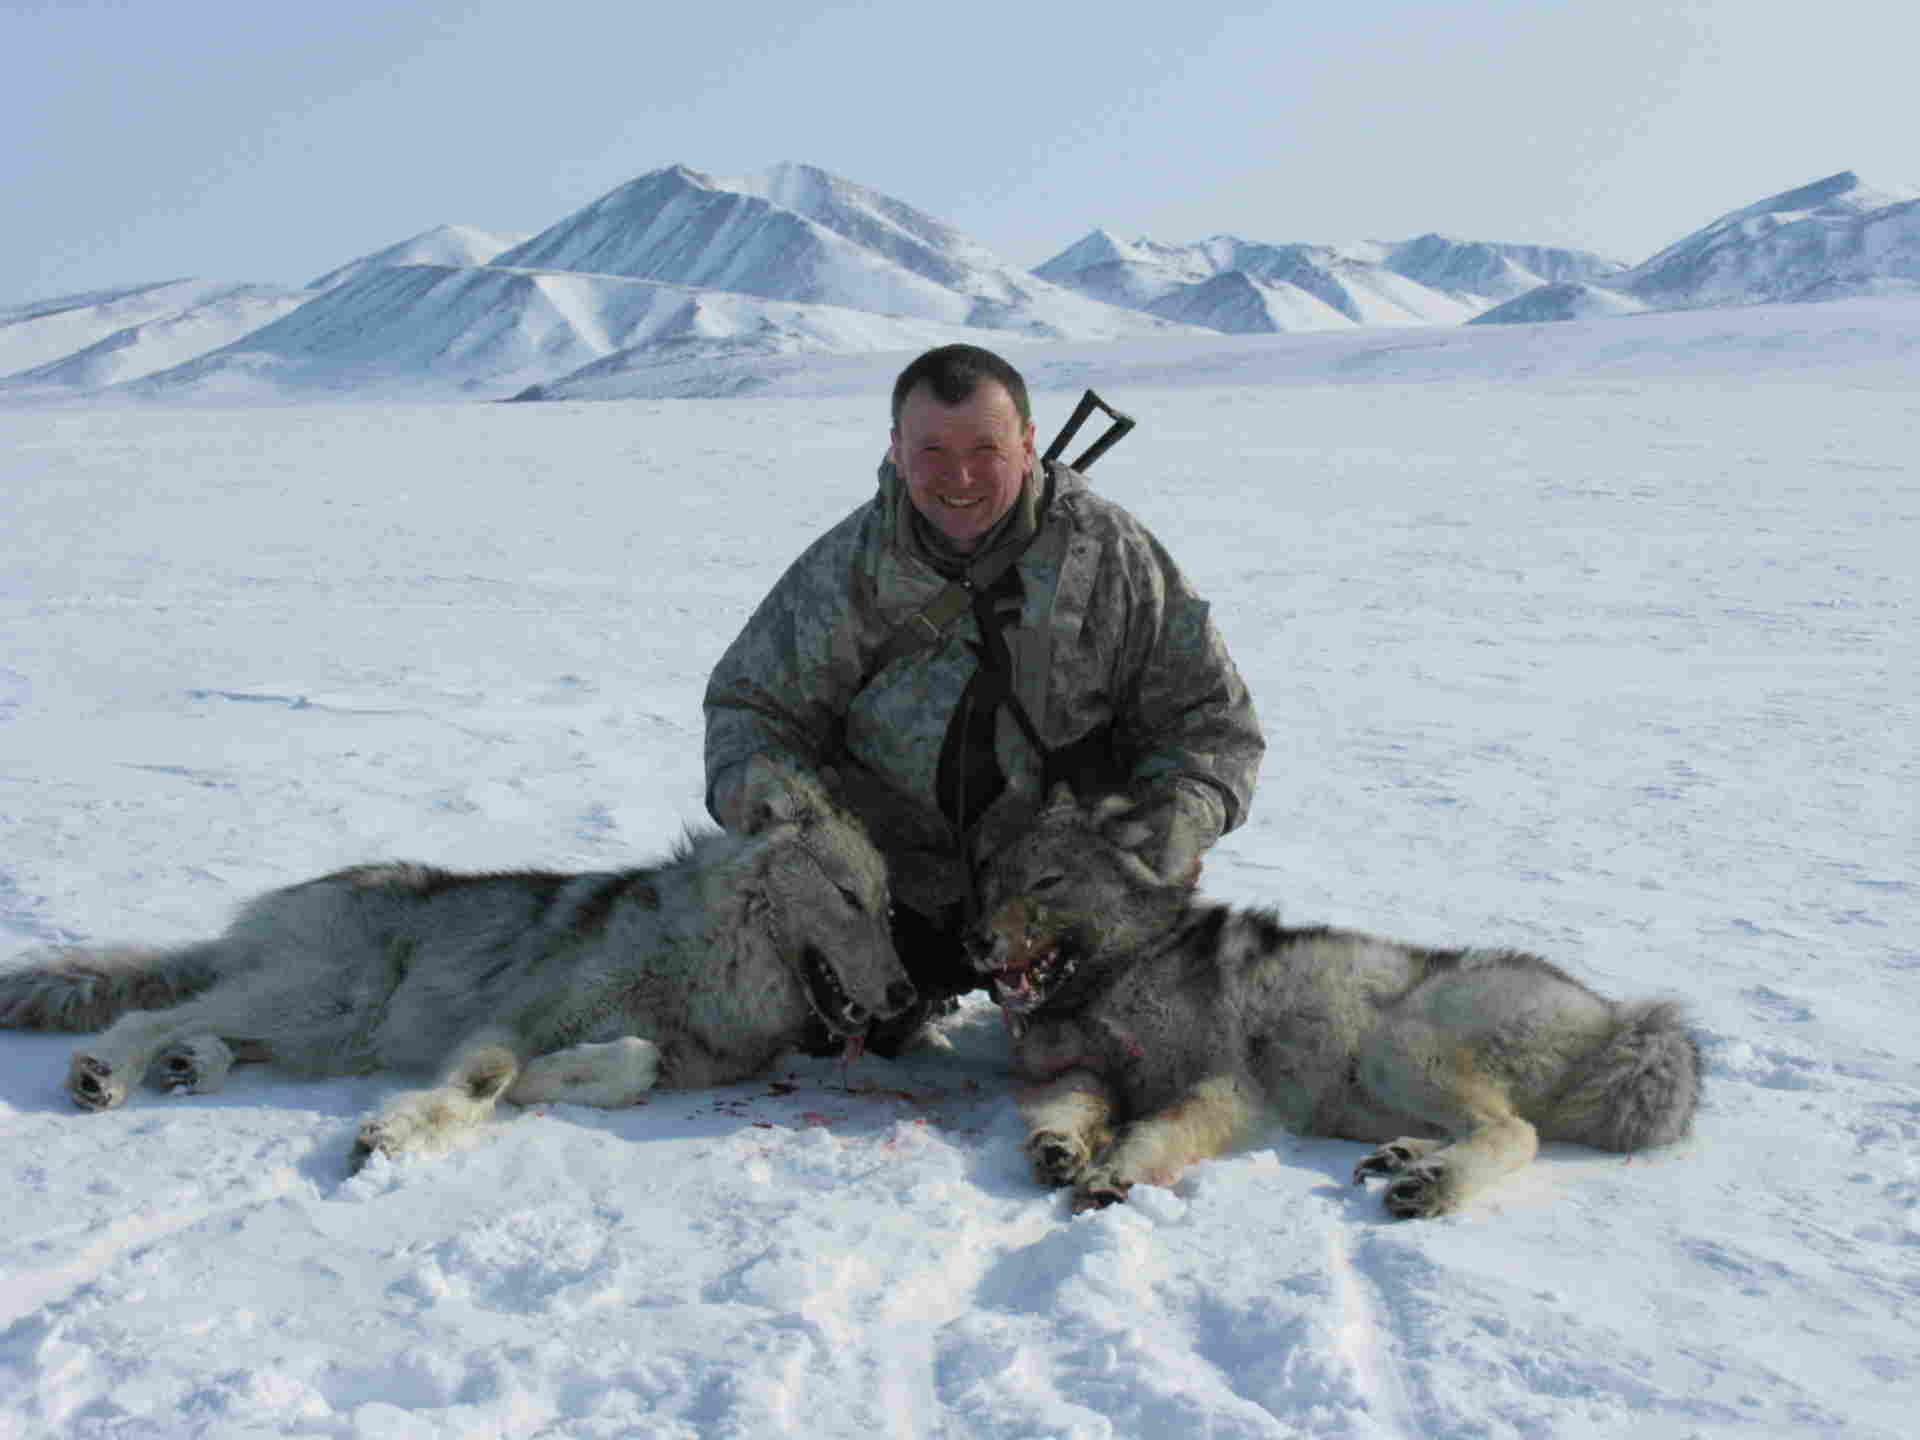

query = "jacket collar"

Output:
[[879, 460, 1062, 583]]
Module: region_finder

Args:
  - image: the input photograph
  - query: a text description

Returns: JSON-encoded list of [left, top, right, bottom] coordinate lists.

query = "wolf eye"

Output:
[[1031, 874, 1064, 893], [836, 884, 863, 911]]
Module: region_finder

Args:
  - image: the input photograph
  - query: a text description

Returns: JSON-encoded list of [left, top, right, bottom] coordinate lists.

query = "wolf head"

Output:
[[740, 756, 917, 1040], [968, 786, 1189, 1016]]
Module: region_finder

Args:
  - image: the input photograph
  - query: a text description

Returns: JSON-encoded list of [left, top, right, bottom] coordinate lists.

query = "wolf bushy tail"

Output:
[[0, 943, 225, 1032], [1554, 998, 1702, 1153]]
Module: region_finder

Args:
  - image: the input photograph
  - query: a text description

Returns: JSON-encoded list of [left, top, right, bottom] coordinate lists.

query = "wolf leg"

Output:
[[1017, 1069, 1115, 1189], [1353, 1055, 1539, 1218], [63, 953, 344, 1111], [1075, 1075, 1256, 1210], [1373, 1114, 1537, 1219], [67, 1005, 239, 1110], [350, 1031, 522, 1171], [0, 941, 226, 1034], [507, 1037, 661, 1107], [151, 1034, 238, 1094]]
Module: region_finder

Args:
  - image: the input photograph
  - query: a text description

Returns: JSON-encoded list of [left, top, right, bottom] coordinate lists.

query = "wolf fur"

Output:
[[0, 758, 915, 1169], [969, 789, 1700, 1218]]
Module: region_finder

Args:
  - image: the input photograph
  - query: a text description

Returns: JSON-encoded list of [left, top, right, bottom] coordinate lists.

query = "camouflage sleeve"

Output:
[[702, 507, 879, 826], [1105, 518, 1264, 854]]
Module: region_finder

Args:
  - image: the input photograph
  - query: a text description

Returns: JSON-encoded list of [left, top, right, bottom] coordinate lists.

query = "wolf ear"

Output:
[[740, 754, 824, 835]]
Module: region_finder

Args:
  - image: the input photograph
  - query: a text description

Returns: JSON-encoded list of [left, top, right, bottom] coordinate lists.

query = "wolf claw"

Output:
[[1072, 1171, 1131, 1212], [347, 1126, 390, 1175], [67, 1054, 126, 1111], [1353, 1140, 1424, 1183], [1027, 1131, 1089, 1188], [349, 1111, 421, 1173], [157, 1049, 205, 1094], [1382, 1164, 1454, 1219]]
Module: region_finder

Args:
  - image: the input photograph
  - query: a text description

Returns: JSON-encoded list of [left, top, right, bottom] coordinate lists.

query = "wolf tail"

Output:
[[1553, 998, 1702, 1153], [0, 942, 225, 1033]]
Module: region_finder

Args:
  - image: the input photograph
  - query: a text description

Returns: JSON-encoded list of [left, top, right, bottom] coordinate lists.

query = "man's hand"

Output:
[[1133, 778, 1227, 888]]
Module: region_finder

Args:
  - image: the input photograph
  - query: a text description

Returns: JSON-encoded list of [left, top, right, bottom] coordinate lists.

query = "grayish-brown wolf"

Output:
[[969, 789, 1700, 1218], [0, 759, 914, 1169]]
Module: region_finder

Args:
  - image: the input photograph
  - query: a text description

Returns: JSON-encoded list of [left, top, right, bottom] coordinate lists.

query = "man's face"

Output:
[[890, 379, 1037, 554]]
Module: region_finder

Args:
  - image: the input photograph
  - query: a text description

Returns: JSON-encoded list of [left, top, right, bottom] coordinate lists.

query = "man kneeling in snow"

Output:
[[702, 343, 1264, 1053]]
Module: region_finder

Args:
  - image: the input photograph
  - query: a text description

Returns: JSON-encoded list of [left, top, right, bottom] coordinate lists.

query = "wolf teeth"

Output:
[[799, 947, 862, 1027]]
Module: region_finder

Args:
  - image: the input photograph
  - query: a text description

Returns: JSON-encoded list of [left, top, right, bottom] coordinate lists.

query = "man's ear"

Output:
[[886, 427, 900, 466]]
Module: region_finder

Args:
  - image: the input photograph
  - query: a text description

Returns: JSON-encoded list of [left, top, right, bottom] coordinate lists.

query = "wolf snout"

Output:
[[964, 930, 1007, 973]]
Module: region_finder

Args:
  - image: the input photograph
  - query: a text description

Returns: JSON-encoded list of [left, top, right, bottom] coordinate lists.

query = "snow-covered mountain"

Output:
[[1467, 281, 1648, 326], [494, 164, 1181, 342], [9, 164, 1920, 402], [307, 223, 528, 291], [1145, 270, 1356, 333], [0, 279, 310, 380], [123, 264, 987, 402], [124, 265, 649, 400], [0, 283, 316, 396], [504, 299, 984, 403], [1029, 230, 1220, 308], [97, 164, 1192, 401], [1035, 229, 1627, 333], [1385, 233, 1628, 301], [1624, 170, 1920, 308]]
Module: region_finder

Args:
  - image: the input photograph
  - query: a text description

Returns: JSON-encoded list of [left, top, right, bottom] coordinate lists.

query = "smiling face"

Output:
[[890, 377, 1036, 554]]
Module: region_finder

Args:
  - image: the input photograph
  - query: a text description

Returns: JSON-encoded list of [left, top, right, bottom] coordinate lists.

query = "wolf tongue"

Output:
[[842, 1033, 866, 1065]]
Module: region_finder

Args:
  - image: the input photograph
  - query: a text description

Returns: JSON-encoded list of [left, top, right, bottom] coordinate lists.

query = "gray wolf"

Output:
[[969, 789, 1701, 1218], [0, 759, 914, 1169]]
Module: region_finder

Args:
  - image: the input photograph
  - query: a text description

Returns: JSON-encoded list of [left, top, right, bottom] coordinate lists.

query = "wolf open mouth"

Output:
[[797, 945, 871, 1037], [988, 934, 1077, 1015]]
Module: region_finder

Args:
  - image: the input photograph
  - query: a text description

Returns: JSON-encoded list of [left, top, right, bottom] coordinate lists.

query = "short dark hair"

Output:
[[890, 344, 1032, 427]]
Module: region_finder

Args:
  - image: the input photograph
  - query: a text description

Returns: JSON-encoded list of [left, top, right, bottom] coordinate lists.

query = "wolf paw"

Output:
[[349, 1086, 489, 1173], [1352, 1137, 1442, 1183], [348, 1115, 409, 1173], [1381, 1163, 1457, 1220], [67, 1054, 129, 1112], [153, 1036, 234, 1095], [350, 1099, 437, 1172], [1071, 1166, 1132, 1213], [1027, 1130, 1092, 1188]]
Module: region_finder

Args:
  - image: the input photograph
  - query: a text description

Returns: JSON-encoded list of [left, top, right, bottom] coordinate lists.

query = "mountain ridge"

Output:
[[6, 164, 1915, 401]]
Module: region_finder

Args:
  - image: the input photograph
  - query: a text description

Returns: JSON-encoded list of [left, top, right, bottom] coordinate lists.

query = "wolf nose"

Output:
[[964, 931, 1005, 972], [882, 979, 918, 1017]]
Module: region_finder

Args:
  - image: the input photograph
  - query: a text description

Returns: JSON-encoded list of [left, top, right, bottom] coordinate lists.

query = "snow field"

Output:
[[1, 319, 1916, 1436]]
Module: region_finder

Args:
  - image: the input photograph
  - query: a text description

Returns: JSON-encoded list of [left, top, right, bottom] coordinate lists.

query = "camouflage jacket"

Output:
[[703, 459, 1263, 917]]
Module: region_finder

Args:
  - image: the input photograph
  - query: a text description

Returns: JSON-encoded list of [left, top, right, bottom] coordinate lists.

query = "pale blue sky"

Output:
[[6, 0, 1915, 307]]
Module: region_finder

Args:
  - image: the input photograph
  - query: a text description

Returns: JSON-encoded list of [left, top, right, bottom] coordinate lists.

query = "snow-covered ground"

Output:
[[1, 301, 1916, 1438]]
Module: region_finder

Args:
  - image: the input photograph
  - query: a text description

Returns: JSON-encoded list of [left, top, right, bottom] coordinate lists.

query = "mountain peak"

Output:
[[1037, 229, 1137, 271], [658, 163, 716, 187], [1629, 169, 1920, 307], [1730, 170, 1915, 225], [307, 224, 528, 291]]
